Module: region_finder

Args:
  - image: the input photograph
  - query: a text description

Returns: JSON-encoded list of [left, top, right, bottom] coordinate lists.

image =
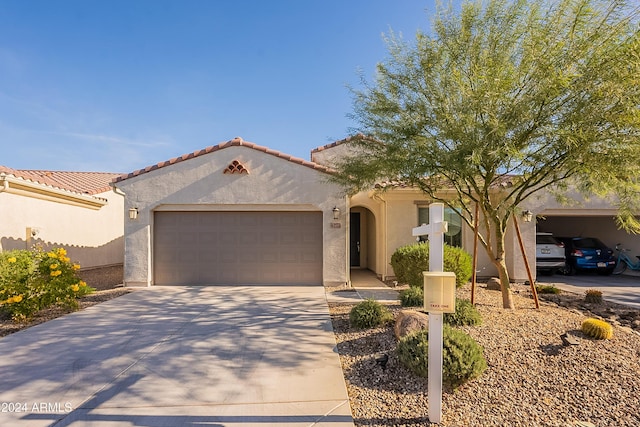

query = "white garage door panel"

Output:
[[154, 211, 323, 285]]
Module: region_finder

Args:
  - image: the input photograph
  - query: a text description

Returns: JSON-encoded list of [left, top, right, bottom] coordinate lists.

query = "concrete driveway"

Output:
[[537, 272, 640, 308], [0, 286, 354, 426]]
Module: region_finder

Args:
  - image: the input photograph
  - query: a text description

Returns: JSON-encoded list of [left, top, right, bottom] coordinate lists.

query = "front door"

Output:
[[350, 212, 361, 267]]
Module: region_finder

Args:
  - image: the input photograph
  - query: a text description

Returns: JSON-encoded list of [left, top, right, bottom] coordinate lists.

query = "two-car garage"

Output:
[[153, 211, 324, 286], [115, 138, 348, 288]]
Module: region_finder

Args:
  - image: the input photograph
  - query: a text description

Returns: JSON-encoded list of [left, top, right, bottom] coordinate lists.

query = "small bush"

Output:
[[399, 287, 424, 307], [535, 284, 561, 294], [390, 243, 472, 288], [582, 318, 613, 340], [349, 299, 393, 329], [397, 326, 487, 388], [0, 248, 94, 322], [444, 299, 482, 326], [584, 289, 603, 304]]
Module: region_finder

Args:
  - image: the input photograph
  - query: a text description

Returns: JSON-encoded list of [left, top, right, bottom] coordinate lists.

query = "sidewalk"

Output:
[[326, 269, 400, 304]]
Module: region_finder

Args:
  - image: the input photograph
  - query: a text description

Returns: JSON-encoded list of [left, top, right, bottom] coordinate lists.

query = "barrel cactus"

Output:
[[581, 318, 613, 340]]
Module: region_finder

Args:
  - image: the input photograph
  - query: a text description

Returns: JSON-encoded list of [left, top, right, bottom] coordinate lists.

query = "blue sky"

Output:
[[0, 0, 439, 173]]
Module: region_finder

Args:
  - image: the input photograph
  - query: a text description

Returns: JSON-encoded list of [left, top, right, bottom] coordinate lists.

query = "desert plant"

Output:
[[535, 284, 561, 294], [390, 243, 472, 288], [399, 286, 424, 307], [582, 318, 613, 340], [0, 248, 94, 322], [444, 299, 482, 327], [349, 299, 393, 329], [397, 326, 487, 388], [584, 289, 603, 304]]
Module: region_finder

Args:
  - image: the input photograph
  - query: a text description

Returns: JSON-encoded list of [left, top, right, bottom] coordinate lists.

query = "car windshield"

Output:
[[575, 238, 604, 249]]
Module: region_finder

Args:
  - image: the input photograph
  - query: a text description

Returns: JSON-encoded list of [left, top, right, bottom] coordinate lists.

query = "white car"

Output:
[[536, 232, 566, 275]]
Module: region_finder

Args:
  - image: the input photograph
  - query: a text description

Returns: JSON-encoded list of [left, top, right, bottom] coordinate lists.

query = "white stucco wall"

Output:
[[114, 145, 348, 287], [0, 189, 124, 269]]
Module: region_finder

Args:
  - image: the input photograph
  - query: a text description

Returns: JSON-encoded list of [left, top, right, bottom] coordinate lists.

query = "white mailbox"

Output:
[[423, 271, 456, 313]]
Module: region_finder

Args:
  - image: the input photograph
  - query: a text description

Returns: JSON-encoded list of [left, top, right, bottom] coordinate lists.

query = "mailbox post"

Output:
[[411, 202, 455, 424]]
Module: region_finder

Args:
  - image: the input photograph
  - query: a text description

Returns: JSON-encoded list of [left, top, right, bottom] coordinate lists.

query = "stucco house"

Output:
[[0, 166, 124, 287], [113, 136, 634, 288]]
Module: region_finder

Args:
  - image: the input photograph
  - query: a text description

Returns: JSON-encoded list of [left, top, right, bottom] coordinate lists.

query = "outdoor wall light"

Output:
[[332, 206, 340, 220], [522, 209, 534, 223], [128, 207, 139, 220]]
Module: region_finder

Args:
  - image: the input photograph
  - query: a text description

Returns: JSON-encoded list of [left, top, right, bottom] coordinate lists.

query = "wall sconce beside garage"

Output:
[[128, 207, 139, 220], [332, 206, 340, 220]]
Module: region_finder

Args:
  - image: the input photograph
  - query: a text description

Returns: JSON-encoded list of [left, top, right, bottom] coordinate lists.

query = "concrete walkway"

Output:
[[326, 270, 400, 304], [0, 286, 353, 427]]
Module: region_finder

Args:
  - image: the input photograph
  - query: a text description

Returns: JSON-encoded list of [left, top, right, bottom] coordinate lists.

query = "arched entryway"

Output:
[[349, 206, 377, 271]]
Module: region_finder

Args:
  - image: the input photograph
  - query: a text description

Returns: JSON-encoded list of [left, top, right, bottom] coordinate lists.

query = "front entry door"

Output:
[[350, 212, 361, 267]]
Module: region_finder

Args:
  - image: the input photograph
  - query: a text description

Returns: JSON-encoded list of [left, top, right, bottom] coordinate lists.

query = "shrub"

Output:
[[390, 243, 472, 288], [399, 286, 424, 307], [535, 284, 561, 294], [397, 326, 487, 388], [444, 299, 482, 327], [0, 248, 94, 322], [349, 299, 393, 329], [584, 289, 603, 304], [581, 318, 613, 340]]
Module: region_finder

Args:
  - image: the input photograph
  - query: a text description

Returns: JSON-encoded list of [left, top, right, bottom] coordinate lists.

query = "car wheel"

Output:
[[562, 263, 575, 276]]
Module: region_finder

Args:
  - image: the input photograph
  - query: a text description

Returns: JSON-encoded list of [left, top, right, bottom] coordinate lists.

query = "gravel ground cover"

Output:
[[329, 284, 640, 427]]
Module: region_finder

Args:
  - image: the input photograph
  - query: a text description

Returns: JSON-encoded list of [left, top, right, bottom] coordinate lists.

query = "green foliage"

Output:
[[390, 243, 472, 288], [582, 318, 613, 340], [0, 248, 94, 322], [349, 299, 393, 329], [399, 286, 424, 307], [535, 284, 561, 294], [444, 299, 482, 327], [584, 289, 603, 304], [397, 326, 487, 388], [333, 0, 640, 306]]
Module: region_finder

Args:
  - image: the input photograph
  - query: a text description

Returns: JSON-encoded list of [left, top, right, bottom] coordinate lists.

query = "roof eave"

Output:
[[0, 174, 108, 210]]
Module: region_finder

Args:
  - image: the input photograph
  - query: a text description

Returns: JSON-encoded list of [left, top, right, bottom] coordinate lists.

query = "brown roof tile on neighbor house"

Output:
[[311, 133, 372, 153], [113, 136, 335, 183], [0, 166, 121, 195]]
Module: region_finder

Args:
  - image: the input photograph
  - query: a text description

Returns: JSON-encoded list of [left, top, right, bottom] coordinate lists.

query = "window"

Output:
[[417, 206, 462, 247]]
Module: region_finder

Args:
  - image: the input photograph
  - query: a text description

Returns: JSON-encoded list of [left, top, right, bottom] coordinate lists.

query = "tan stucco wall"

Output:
[[114, 145, 348, 287], [350, 188, 536, 282], [0, 189, 124, 269]]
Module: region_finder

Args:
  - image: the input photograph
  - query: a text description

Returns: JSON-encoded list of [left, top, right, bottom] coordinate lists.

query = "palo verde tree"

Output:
[[331, 0, 640, 309]]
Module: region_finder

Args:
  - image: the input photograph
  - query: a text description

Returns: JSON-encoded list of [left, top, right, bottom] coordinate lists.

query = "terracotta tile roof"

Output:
[[0, 166, 121, 195], [311, 133, 371, 153], [113, 137, 334, 183]]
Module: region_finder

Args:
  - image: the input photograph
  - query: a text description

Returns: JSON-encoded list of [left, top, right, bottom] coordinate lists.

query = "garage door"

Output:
[[154, 211, 323, 285]]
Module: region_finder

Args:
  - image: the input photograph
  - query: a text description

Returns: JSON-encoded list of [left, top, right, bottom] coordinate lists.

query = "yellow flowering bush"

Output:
[[0, 248, 94, 322]]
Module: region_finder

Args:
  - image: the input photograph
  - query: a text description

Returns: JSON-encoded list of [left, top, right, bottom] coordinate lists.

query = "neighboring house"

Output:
[[0, 166, 124, 287], [113, 136, 638, 288]]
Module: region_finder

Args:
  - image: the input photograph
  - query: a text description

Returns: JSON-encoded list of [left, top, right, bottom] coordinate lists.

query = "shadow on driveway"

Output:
[[0, 286, 353, 427]]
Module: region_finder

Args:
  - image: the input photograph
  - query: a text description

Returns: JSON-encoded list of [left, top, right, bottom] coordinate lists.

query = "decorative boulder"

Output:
[[395, 310, 429, 339], [486, 277, 501, 291]]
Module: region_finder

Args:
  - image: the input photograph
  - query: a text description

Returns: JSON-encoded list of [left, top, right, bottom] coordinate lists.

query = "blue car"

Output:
[[557, 237, 616, 275]]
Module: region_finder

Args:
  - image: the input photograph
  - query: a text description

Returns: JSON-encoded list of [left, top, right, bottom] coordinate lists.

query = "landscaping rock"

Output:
[[394, 309, 429, 339], [486, 277, 501, 291]]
